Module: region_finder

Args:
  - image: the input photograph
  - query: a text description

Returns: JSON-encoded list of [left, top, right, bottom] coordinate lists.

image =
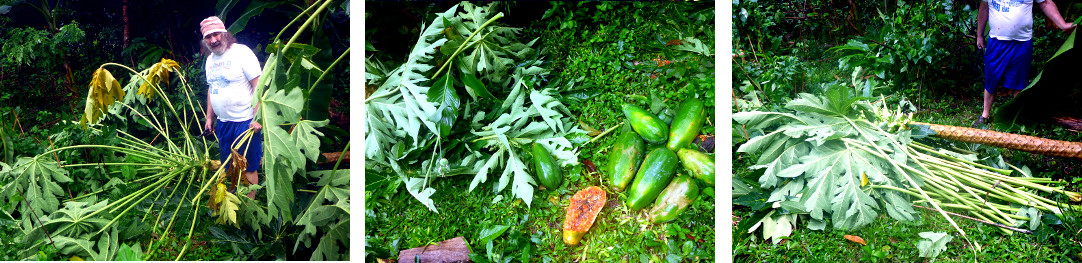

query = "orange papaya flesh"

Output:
[[562, 186, 607, 245]]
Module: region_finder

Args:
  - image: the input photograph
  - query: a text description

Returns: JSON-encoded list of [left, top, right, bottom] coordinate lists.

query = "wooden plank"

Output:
[[397, 236, 471, 263]]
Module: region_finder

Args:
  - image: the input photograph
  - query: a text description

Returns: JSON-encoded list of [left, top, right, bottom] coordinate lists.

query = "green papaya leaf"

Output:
[[916, 231, 952, 260], [311, 219, 349, 260], [461, 72, 496, 101], [114, 243, 144, 261], [292, 120, 328, 163], [2, 157, 72, 229], [428, 72, 460, 138]]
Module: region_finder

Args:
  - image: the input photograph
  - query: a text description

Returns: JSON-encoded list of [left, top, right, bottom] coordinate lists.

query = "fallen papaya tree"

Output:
[[734, 86, 1082, 257]]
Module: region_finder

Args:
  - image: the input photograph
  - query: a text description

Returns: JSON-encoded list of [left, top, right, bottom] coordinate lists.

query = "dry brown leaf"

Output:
[[226, 148, 248, 187], [578, 120, 602, 136], [844, 234, 867, 246]]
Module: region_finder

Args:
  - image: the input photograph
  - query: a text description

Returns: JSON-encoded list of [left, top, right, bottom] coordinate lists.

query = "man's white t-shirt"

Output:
[[986, 0, 1046, 41], [206, 43, 262, 122]]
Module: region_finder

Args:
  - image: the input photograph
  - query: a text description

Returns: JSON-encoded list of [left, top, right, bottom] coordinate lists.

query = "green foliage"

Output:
[[365, 2, 584, 212], [114, 242, 145, 261], [0, 22, 85, 66], [0, 157, 73, 230], [294, 169, 349, 260], [828, 1, 957, 87], [734, 88, 919, 232]]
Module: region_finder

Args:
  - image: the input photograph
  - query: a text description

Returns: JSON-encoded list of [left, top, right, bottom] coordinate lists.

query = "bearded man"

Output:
[[200, 16, 264, 199]]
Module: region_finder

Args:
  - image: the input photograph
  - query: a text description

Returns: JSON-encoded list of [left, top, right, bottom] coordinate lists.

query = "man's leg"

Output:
[[245, 171, 258, 199], [982, 89, 995, 119]]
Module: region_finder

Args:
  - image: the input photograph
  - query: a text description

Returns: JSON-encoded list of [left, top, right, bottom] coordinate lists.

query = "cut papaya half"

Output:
[[562, 186, 607, 245]]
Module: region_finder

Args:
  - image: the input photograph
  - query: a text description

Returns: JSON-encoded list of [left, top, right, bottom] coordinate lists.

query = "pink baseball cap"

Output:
[[200, 16, 227, 38]]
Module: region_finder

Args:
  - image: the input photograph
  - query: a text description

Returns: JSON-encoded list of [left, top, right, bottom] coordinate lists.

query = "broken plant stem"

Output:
[[913, 204, 1033, 235], [577, 121, 624, 151], [432, 12, 506, 78]]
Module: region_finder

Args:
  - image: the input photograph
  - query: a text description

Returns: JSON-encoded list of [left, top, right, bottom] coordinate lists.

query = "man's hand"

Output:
[[249, 121, 262, 132], [204, 119, 215, 134], [1063, 22, 1076, 34], [977, 37, 984, 50]]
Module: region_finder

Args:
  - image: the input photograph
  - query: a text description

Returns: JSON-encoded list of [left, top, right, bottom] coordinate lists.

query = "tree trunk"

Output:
[[123, 0, 129, 48], [911, 122, 1082, 159]]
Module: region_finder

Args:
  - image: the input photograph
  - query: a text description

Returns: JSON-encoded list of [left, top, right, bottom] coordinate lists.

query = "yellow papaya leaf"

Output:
[[70, 255, 84, 261], [81, 67, 124, 129], [215, 183, 227, 205], [214, 191, 241, 228], [206, 182, 227, 212], [137, 59, 180, 101], [861, 172, 868, 187]]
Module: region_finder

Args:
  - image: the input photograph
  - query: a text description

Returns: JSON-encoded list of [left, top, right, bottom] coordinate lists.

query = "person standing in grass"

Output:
[[975, 0, 1074, 127], [200, 16, 264, 199]]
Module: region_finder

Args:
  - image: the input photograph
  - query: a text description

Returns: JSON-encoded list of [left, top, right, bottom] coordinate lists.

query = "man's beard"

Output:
[[205, 41, 228, 56]]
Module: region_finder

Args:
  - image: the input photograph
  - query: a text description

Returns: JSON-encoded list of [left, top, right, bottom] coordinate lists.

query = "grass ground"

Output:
[[365, 2, 715, 262]]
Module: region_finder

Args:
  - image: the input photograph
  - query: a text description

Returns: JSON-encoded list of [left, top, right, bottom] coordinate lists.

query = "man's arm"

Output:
[[978, 1, 988, 49], [1038, 0, 1076, 33], [205, 93, 216, 132], [248, 76, 262, 132]]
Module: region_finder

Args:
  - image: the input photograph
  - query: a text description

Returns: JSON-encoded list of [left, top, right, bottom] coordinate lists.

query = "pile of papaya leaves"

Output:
[[365, 2, 590, 212]]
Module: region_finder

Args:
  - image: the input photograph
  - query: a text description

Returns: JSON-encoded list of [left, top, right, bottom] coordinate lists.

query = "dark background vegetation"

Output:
[[734, 0, 1082, 261]]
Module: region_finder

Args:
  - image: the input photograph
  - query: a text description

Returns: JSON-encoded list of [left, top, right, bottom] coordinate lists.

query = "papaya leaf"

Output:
[[291, 119, 328, 163], [461, 72, 496, 101], [263, 127, 298, 221], [136, 59, 180, 101], [294, 169, 349, 254], [737, 91, 924, 232], [51, 226, 121, 261], [449, 2, 535, 86], [428, 72, 460, 138], [530, 88, 567, 133], [916, 231, 952, 260], [308, 169, 349, 187], [215, 190, 242, 228], [262, 87, 304, 128], [311, 219, 349, 261], [1, 157, 72, 229], [114, 242, 144, 261], [266, 42, 322, 65], [402, 176, 437, 212], [81, 67, 125, 129], [364, 4, 458, 165], [237, 186, 270, 236], [39, 200, 111, 238]]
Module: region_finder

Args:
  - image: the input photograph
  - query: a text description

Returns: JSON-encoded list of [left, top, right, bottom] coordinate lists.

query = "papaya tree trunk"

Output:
[[910, 121, 1082, 159]]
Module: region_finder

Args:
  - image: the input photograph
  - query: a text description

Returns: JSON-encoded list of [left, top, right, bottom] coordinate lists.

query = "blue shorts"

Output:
[[216, 119, 262, 172], [984, 38, 1033, 93]]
